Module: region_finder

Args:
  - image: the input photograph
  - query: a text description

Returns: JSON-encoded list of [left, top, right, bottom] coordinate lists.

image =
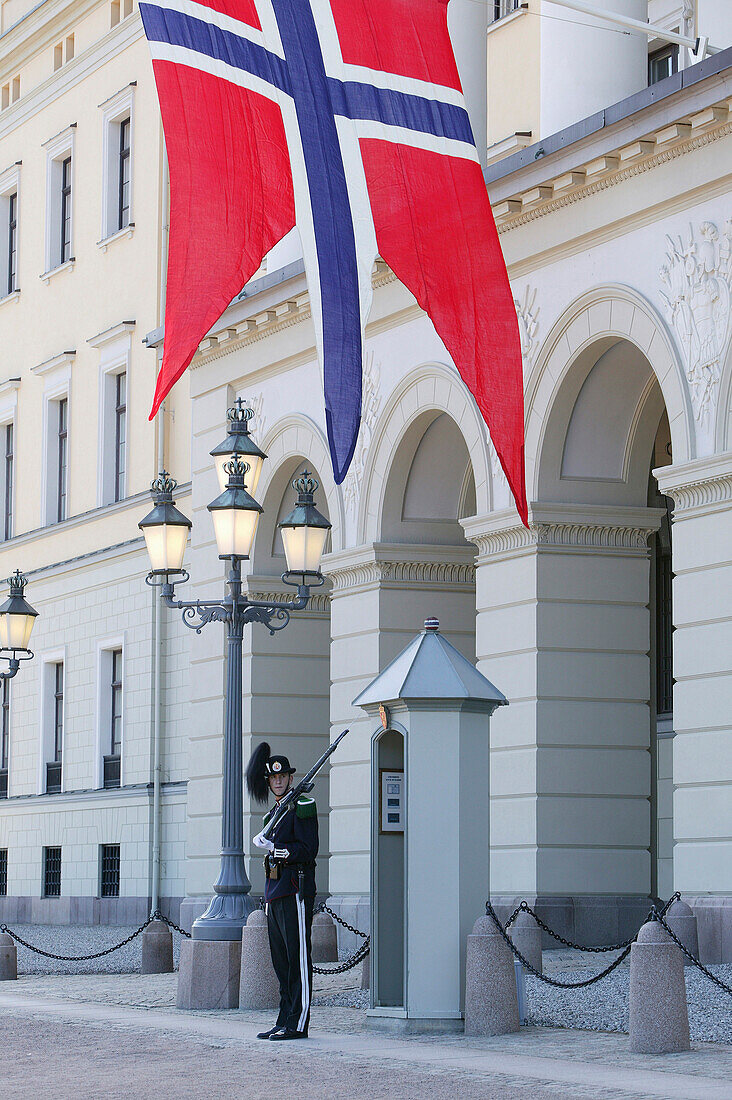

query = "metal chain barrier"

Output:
[[311, 902, 370, 975], [486, 902, 634, 989], [649, 907, 732, 997], [0, 908, 191, 962], [502, 892, 681, 953]]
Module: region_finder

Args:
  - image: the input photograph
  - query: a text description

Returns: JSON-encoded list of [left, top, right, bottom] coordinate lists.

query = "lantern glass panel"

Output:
[[214, 452, 263, 496], [281, 524, 328, 574], [142, 522, 188, 574], [211, 507, 260, 559], [0, 610, 35, 650]]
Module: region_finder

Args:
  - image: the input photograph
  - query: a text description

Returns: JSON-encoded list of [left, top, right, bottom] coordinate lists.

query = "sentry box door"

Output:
[[372, 727, 405, 1008]]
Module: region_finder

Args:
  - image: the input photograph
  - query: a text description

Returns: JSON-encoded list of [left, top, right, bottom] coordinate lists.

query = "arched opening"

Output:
[[245, 455, 332, 897], [534, 334, 675, 915]]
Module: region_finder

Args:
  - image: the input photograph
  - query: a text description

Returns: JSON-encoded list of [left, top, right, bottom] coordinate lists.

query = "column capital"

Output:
[[463, 503, 664, 563], [654, 453, 732, 519], [323, 541, 475, 594]]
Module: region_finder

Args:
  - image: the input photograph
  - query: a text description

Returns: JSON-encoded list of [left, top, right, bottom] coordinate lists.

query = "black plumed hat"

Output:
[[246, 743, 296, 804]]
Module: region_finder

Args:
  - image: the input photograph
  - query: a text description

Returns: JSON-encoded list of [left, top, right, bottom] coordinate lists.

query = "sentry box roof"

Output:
[[353, 619, 507, 708]]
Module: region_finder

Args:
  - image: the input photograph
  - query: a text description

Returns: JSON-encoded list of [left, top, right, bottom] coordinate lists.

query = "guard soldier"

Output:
[[246, 741, 318, 1041]]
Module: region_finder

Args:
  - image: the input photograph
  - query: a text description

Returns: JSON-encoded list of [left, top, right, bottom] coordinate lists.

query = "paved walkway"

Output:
[[0, 972, 730, 1099]]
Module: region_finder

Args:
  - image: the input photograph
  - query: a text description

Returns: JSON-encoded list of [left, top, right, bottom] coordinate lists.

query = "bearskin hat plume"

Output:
[[246, 741, 271, 804]]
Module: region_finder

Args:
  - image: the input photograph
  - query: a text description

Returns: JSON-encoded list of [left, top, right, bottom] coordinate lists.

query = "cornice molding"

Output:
[[495, 120, 732, 234], [464, 505, 663, 561], [245, 573, 331, 614], [326, 543, 476, 594], [87, 320, 136, 349], [655, 453, 732, 516], [32, 350, 75, 376]]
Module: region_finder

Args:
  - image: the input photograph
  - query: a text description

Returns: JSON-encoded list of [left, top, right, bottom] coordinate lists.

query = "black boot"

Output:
[[256, 1025, 283, 1040]]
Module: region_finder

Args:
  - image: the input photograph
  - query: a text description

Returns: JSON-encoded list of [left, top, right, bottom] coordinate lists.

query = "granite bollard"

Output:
[[664, 899, 699, 965], [0, 933, 17, 980], [464, 915, 520, 1036], [239, 909, 280, 1010], [508, 910, 542, 975], [629, 920, 690, 1053], [311, 910, 338, 963], [141, 920, 174, 974], [177, 939, 242, 1010], [361, 949, 370, 990]]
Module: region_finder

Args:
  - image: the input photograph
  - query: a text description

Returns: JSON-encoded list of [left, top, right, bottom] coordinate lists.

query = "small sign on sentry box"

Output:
[[380, 770, 404, 833]]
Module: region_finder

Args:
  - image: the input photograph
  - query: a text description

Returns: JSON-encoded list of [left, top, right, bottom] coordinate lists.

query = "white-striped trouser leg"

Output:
[[296, 893, 310, 1032]]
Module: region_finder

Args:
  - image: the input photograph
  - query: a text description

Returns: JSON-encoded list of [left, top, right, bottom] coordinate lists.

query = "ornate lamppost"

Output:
[[0, 570, 39, 798], [139, 402, 331, 940]]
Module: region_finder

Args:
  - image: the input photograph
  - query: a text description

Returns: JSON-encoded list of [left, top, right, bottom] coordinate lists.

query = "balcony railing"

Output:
[[103, 754, 121, 789], [46, 761, 62, 794]]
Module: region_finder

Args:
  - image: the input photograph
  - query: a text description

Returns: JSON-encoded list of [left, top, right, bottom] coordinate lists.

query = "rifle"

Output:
[[261, 728, 348, 841]]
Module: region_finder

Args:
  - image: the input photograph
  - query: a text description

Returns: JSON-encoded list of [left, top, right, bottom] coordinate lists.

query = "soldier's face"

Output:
[[269, 772, 291, 798]]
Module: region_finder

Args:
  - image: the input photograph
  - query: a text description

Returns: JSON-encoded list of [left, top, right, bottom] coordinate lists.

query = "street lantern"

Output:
[[207, 456, 263, 560], [278, 470, 332, 576], [138, 471, 192, 575], [0, 570, 38, 653], [210, 398, 267, 496], [144, 400, 330, 948]]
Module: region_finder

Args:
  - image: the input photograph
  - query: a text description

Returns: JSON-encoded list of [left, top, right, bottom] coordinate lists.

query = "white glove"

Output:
[[253, 830, 274, 852]]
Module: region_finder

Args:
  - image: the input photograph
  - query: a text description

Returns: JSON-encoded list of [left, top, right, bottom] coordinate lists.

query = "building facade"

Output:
[[0, 1, 730, 961]]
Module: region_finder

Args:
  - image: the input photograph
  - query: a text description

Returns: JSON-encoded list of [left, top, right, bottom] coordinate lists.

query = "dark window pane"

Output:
[[0, 849, 7, 894], [7, 191, 17, 294], [60, 156, 72, 264], [114, 373, 126, 502], [4, 421, 13, 540], [43, 846, 61, 896], [649, 45, 679, 86], [54, 661, 64, 762], [118, 118, 131, 230], [57, 399, 68, 522]]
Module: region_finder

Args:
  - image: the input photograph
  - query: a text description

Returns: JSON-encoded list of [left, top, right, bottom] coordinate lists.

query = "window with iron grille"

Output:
[[43, 846, 61, 897], [118, 118, 131, 231], [60, 156, 72, 264], [114, 373, 126, 502], [0, 849, 7, 895], [7, 191, 17, 294], [100, 844, 120, 897], [4, 422, 13, 540], [57, 398, 68, 522]]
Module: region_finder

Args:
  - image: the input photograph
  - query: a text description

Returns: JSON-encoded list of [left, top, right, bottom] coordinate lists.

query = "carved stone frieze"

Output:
[[246, 589, 331, 614], [342, 352, 382, 524], [470, 515, 660, 560], [514, 284, 540, 366], [659, 217, 732, 438]]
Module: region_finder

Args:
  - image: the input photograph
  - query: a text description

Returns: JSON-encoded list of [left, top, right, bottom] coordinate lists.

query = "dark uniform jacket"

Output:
[[263, 796, 319, 902]]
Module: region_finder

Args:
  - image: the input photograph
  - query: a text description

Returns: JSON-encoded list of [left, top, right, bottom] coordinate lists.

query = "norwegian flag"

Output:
[[140, 0, 528, 524]]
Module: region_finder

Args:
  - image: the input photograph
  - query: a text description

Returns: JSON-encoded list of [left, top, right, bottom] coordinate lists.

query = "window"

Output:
[[54, 36, 74, 71], [1, 85, 8, 110], [45, 661, 63, 793], [60, 157, 72, 266], [111, 0, 133, 28], [101, 90, 134, 241], [114, 372, 126, 501], [100, 844, 120, 897], [3, 423, 12, 540], [43, 126, 75, 274], [7, 192, 17, 295], [492, 0, 521, 21], [11, 76, 19, 103], [655, 506, 673, 716], [43, 846, 61, 897], [118, 119, 131, 231], [102, 646, 122, 788], [649, 44, 679, 85], [0, 849, 6, 895], [57, 397, 68, 522]]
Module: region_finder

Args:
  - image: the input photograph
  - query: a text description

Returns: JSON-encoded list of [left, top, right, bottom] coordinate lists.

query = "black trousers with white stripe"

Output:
[[267, 893, 314, 1033]]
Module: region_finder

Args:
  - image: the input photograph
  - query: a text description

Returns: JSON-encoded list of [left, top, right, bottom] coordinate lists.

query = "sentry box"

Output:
[[353, 618, 507, 1034]]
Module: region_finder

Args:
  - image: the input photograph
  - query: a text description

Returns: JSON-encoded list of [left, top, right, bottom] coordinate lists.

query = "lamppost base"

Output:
[[191, 891, 257, 941]]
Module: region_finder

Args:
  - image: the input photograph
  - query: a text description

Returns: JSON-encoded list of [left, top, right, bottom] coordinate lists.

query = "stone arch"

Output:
[[525, 285, 693, 501], [359, 363, 492, 544], [254, 413, 345, 555]]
